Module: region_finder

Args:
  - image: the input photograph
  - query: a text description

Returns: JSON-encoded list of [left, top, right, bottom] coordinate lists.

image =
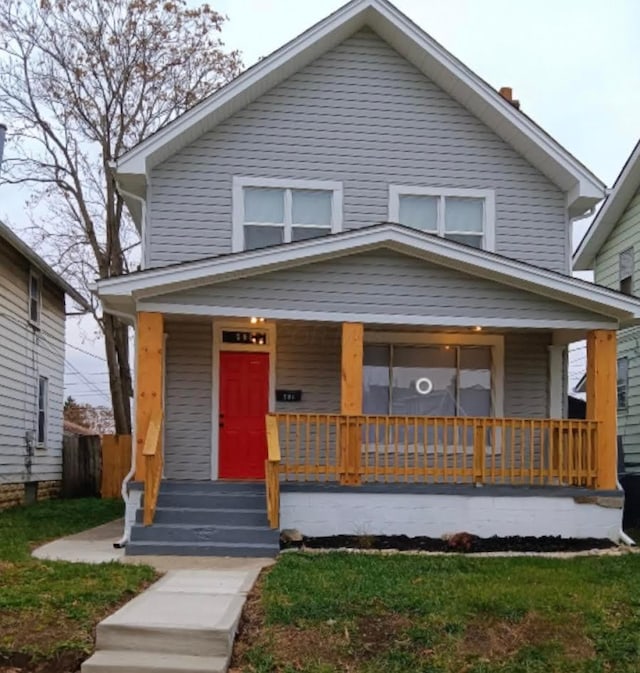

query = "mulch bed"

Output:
[[281, 532, 617, 553]]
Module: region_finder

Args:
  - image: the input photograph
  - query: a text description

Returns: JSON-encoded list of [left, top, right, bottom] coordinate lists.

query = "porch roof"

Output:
[[97, 223, 640, 328]]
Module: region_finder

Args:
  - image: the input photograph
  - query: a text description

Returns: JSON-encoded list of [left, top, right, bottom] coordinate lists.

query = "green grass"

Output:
[[235, 552, 640, 673], [0, 498, 157, 661]]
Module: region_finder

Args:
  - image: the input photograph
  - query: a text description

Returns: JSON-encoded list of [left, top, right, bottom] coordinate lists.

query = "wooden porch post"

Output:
[[134, 312, 164, 481], [340, 322, 363, 485], [586, 329, 617, 490]]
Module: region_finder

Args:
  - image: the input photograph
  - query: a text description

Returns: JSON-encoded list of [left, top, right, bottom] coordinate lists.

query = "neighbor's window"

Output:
[[37, 376, 48, 445], [233, 178, 342, 251], [618, 357, 629, 411], [389, 187, 495, 250], [619, 247, 634, 295], [29, 270, 41, 325]]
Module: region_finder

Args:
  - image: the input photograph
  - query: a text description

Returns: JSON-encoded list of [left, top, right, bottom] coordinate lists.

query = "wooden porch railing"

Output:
[[269, 413, 600, 488], [142, 409, 164, 525], [265, 415, 281, 528]]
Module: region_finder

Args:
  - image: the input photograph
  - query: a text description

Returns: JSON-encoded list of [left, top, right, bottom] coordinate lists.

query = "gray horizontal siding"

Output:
[[0, 244, 65, 484], [148, 29, 568, 272], [147, 250, 605, 324], [163, 319, 212, 480], [275, 321, 341, 414], [504, 332, 550, 418]]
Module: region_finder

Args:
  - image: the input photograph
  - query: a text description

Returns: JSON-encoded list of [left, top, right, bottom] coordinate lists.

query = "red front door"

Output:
[[218, 351, 269, 479]]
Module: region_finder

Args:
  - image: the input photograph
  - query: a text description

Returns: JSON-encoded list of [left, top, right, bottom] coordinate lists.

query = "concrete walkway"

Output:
[[82, 568, 261, 673], [32, 520, 273, 672]]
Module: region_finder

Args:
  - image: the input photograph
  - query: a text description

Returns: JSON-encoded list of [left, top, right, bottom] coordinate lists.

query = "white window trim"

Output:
[[28, 269, 42, 327], [37, 375, 48, 447], [388, 186, 496, 252], [232, 176, 343, 252]]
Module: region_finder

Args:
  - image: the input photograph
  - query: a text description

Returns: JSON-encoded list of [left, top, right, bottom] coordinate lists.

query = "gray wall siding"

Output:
[[274, 322, 549, 419], [276, 322, 341, 414], [147, 250, 605, 324], [504, 332, 550, 417], [0, 245, 65, 485], [593, 189, 640, 471], [163, 319, 212, 480], [148, 29, 568, 272]]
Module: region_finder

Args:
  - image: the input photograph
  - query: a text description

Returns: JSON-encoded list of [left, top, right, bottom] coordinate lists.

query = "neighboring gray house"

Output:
[[0, 221, 88, 509], [574, 140, 640, 472], [98, 0, 640, 556]]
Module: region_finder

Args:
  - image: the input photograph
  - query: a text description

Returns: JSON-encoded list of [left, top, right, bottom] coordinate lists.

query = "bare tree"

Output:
[[0, 0, 241, 433]]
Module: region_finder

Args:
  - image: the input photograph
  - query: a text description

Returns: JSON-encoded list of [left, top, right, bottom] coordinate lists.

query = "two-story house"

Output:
[[0, 221, 89, 509], [574, 140, 640, 474], [98, 0, 640, 556]]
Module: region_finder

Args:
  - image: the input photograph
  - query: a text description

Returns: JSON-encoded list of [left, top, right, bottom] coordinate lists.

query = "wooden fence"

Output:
[[62, 434, 101, 497], [101, 434, 132, 498], [62, 433, 131, 498]]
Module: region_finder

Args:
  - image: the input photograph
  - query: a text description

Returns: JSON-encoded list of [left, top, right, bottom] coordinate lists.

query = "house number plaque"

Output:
[[221, 330, 267, 345], [276, 390, 302, 402]]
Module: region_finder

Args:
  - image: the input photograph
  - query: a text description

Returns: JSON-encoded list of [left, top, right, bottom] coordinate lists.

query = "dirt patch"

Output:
[[284, 534, 616, 553], [231, 575, 416, 671], [461, 612, 595, 662], [0, 651, 84, 673]]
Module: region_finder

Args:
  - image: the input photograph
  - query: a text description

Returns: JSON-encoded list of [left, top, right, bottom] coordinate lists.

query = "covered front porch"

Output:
[[96, 225, 640, 539], [133, 312, 617, 528]]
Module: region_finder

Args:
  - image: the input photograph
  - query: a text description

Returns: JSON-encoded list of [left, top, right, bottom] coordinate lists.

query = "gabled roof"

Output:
[[113, 0, 604, 220], [0, 220, 89, 310], [573, 139, 640, 271], [97, 223, 640, 327]]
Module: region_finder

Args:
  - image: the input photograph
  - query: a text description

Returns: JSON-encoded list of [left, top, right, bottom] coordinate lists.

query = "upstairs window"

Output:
[[619, 247, 634, 295], [29, 270, 41, 326], [233, 177, 343, 252], [389, 186, 495, 250], [618, 357, 629, 411]]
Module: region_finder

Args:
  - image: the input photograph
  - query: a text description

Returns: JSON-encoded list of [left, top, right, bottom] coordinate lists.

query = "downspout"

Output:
[[114, 324, 138, 549]]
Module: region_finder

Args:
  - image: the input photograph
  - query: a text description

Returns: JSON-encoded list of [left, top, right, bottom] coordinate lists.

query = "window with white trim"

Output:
[[37, 376, 48, 445], [619, 247, 634, 295], [29, 270, 41, 326], [232, 178, 343, 252], [389, 186, 495, 250]]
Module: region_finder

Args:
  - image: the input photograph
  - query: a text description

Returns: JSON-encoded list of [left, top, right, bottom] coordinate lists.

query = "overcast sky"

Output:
[[2, 0, 639, 402]]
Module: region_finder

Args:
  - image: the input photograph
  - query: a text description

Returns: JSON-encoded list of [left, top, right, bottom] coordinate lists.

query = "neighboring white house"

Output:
[[0, 220, 88, 509], [97, 0, 640, 556]]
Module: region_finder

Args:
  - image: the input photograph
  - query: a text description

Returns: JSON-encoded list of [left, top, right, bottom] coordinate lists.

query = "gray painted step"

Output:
[[130, 523, 279, 545], [159, 480, 265, 494], [136, 507, 269, 526], [82, 650, 228, 673], [154, 492, 266, 509], [125, 540, 278, 557]]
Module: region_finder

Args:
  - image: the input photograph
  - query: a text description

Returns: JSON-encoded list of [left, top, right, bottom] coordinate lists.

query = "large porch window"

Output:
[[363, 344, 493, 417]]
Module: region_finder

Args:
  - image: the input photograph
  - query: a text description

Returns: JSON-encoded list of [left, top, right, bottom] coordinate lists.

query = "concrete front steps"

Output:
[[127, 480, 279, 557], [82, 569, 259, 673]]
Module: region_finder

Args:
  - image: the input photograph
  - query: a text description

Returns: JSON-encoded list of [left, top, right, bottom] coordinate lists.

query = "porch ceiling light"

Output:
[[472, 325, 483, 332], [250, 316, 265, 324]]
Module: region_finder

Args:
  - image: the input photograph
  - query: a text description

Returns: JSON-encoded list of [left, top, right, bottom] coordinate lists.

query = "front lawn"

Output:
[[234, 551, 640, 673], [0, 498, 157, 670]]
